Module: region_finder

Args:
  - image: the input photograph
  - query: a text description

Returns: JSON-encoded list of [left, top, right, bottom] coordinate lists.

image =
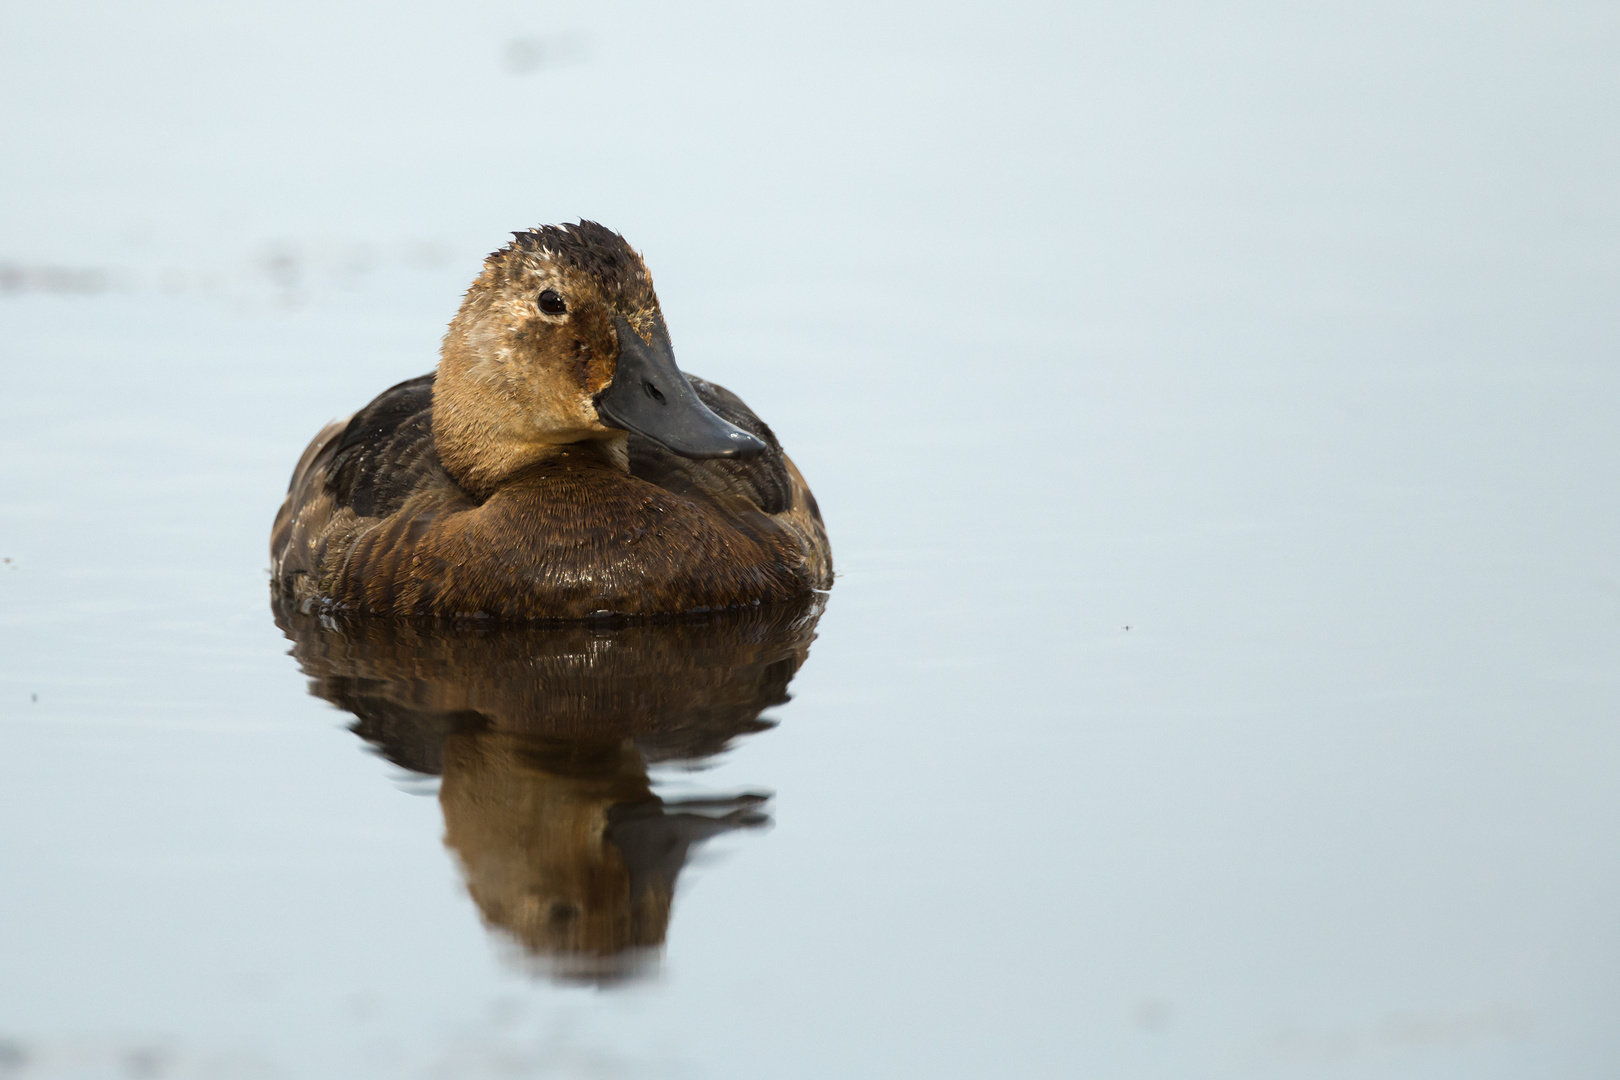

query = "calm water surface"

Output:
[[3, 2, 1619, 1077]]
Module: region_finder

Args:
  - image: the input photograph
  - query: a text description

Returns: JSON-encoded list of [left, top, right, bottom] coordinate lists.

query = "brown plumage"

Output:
[[270, 221, 831, 619]]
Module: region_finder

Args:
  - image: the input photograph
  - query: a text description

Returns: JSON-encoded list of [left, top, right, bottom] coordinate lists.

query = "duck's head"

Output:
[[433, 220, 764, 497]]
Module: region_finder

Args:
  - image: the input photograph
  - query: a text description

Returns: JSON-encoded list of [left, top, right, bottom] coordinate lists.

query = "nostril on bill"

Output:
[[642, 380, 665, 403]]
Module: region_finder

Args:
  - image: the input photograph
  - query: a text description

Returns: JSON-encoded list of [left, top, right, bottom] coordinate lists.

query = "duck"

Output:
[[270, 221, 832, 619]]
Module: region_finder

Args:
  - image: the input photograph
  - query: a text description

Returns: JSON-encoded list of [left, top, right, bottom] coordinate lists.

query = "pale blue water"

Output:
[[2, 2, 1619, 1077]]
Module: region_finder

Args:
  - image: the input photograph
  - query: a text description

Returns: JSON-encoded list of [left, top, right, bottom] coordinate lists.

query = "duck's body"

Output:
[[270, 222, 831, 619]]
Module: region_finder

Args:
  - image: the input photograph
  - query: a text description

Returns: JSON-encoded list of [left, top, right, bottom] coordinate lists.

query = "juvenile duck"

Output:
[[271, 221, 831, 619]]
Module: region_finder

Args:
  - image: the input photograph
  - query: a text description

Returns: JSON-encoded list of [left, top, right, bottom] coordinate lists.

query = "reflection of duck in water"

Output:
[[273, 593, 823, 981]]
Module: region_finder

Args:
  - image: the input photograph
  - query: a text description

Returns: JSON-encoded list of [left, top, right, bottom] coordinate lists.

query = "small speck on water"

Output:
[[31, 693, 37, 703]]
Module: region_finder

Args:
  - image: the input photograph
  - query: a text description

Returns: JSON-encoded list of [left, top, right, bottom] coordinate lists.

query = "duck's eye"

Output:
[[538, 289, 567, 316]]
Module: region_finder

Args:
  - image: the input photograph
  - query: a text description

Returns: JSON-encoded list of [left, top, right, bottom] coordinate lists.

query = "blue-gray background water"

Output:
[[3, 1, 1618, 1076]]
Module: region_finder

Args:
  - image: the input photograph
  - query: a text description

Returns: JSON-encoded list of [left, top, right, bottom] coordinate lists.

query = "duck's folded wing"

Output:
[[325, 373, 444, 517], [271, 372, 450, 592]]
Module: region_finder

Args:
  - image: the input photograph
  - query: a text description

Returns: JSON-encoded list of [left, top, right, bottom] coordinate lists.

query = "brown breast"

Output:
[[326, 446, 810, 619]]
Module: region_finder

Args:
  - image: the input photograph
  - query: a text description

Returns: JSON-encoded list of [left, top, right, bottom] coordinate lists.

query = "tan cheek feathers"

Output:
[[431, 262, 659, 493]]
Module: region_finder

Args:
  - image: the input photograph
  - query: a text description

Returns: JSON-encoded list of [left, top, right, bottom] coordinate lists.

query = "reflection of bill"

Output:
[[273, 593, 824, 982]]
